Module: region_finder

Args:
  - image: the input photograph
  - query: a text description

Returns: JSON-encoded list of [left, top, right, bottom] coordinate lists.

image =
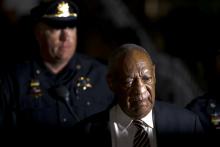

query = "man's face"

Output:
[[35, 23, 77, 63], [110, 50, 156, 119]]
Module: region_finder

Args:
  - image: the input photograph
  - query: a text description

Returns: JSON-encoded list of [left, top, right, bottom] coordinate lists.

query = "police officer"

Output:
[[0, 0, 114, 129], [186, 47, 220, 144]]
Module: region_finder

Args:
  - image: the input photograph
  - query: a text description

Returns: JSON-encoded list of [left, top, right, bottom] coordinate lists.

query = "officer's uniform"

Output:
[[186, 93, 220, 145], [0, 0, 114, 128], [186, 93, 220, 131], [186, 48, 220, 135], [1, 53, 114, 128]]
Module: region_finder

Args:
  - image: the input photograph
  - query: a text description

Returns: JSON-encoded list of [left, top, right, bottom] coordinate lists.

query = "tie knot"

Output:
[[133, 120, 145, 129]]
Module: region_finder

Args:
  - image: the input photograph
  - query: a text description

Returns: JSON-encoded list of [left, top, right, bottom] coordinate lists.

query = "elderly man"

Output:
[[73, 43, 204, 147], [0, 0, 113, 129]]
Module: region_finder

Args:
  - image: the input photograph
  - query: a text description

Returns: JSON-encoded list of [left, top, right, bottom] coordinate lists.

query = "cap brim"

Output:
[[41, 17, 77, 28]]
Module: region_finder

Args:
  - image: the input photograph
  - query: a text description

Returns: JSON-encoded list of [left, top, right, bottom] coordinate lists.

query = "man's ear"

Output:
[[34, 23, 45, 43], [106, 73, 114, 91], [152, 64, 156, 84], [34, 24, 41, 43]]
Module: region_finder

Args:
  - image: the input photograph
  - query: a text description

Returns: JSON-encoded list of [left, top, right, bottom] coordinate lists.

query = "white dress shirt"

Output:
[[109, 105, 157, 147]]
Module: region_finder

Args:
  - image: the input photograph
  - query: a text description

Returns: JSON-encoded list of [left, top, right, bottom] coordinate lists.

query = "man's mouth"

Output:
[[130, 96, 148, 103]]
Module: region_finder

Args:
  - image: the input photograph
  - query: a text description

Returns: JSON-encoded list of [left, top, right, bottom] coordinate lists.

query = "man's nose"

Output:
[[60, 28, 69, 41], [132, 78, 146, 95]]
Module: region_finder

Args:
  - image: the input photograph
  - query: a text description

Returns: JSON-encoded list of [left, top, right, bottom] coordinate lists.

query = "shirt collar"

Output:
[[110, 104, 154, 131], [34, 53, 78, 75], [140, 110, 154, 128], [111, 105, 133, 131], [64, 53, 78, 71]]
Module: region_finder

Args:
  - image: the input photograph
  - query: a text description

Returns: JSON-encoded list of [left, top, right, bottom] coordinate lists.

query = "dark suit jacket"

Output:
[[73, 101, 204, 147]]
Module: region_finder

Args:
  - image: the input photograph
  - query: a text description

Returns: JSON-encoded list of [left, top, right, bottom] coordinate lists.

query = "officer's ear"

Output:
[[34, 22, 45, 43], [106, 73, 114, 92], [34, 23, 41, 43]]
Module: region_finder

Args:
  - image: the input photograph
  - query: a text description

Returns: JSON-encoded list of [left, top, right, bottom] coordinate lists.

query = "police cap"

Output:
[[31, 0, 79, 28]]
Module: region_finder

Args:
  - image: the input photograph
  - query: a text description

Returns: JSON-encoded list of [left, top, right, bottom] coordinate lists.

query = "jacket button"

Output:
[[76, 64, 81, 70], [36, 69, 41, 75], [86, 101, 91, 106], [63, 118, 67, 122], [65, 97, 69, 102]]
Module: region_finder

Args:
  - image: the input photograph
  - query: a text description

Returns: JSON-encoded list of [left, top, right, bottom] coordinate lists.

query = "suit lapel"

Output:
[[90, 110, 112, 147]]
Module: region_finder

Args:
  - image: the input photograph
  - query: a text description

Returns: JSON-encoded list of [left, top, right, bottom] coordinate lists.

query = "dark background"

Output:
[[0, 0, 219, 107]]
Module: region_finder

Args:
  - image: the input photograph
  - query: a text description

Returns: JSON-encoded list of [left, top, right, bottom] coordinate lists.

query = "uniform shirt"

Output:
[[109, 105, 157, 147], [186, 92, 220, 132], [0, 53, 114, 128]]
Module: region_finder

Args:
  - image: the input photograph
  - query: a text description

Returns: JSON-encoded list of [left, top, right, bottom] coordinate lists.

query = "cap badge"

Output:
[[43, 1, 77, 18]]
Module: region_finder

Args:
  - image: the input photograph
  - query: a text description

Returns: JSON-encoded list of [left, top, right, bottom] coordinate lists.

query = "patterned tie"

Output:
[[133, 120, 151, 147]]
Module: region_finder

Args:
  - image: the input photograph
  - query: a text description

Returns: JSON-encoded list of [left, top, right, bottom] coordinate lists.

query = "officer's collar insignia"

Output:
[[29, 79, 43, 98], [209, 100, 220, 130], [76, 76, 92, 91], [43, 1, 77, 18], [211, 112, 220, 130]]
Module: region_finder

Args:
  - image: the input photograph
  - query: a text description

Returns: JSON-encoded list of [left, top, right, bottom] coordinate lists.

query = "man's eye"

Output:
[[125, 81, 132, 86], [123, 80, 133, 87], [142, 76, 151, 82]]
